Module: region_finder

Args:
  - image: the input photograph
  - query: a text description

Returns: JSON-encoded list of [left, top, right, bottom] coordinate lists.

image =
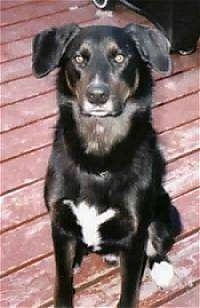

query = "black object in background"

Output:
[[92, 0, 200, 54]]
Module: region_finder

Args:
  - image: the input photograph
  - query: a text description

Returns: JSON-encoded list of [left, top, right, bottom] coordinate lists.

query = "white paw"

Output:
[[150, 261, 174, 288], [146, 239, 157, 257]]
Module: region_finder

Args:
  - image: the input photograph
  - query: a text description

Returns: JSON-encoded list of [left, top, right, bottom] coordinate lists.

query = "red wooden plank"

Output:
[[0, 231, 199, 307], [163, 284, 200, 307], [1, 216, 51, 276], [173, 188, 200, 236], [0, 255, 55, 308], [1, 0, 90, 27], [154, 67, 200, 106], [0, 4, 96, 44], [0, 20, 97, 64], [153, 92, 199, 133], [0, 91, 57, 133], [0, 38, 32, 63], [159, 119, 199, 162], [0, 146, 51, 195], [0, 17, 100, 64], [0, 180, 46, 233], [0, 0, 30, 10], [165, 151, 199, 198], [1, 116, 56, 161], [0, 73, 56, 107], [0, 252, 114, 307], [0, 55, 32, 84]]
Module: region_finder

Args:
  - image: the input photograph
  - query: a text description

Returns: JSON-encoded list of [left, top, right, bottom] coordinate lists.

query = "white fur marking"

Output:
[[86, 140, 99, 153], [96, 123, 104, 135], [150, 261, 174, 288], [93, 74, 101, 85], [63, 200, 74, 206], [68, 201, 116, 249], [133, 69, 140, 93], [146, 239, 157, 257], [103, 254, 119, 264], [73, 265, 81, 274]]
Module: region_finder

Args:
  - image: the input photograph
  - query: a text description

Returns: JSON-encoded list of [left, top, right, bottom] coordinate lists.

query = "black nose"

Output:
[[87, 83, 109, 105]]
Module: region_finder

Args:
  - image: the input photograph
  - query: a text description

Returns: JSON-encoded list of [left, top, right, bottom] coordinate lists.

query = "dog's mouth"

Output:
[[80, 99, 123, 118], [81, 108, 121, 118]]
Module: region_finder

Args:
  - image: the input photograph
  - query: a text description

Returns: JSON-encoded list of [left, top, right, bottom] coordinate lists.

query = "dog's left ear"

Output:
[[125, 24, 171, 74], [32, 23, 80, 78]]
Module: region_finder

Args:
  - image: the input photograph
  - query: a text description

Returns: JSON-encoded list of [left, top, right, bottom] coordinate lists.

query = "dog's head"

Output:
[[32, 24, 171, 118]]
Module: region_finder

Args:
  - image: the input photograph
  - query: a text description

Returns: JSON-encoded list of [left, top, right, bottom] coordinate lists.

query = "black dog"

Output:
[[32, 24, 175, 307]]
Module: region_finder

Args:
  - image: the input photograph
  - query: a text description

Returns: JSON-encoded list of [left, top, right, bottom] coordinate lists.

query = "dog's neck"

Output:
[[72, 101, 138, 156], [59, 102, 152, 176]]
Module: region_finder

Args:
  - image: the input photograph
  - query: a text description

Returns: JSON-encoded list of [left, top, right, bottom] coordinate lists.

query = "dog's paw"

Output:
[[150, 261, 174, 288]]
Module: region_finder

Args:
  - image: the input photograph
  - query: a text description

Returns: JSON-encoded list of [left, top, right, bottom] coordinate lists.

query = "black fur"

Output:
[[32, 24, 177, 308]]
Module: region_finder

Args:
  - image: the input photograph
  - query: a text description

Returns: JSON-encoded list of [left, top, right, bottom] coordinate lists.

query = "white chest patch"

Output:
[[63, 200, 116, 250]]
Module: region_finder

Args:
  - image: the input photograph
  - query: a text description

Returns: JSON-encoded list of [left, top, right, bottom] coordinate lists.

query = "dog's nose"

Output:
[[87, 83, 109, 105]]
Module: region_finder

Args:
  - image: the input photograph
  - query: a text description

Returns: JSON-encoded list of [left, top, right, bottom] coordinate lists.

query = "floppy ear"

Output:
[[125, 24, 171, 74], [32, 24, 80, 78]]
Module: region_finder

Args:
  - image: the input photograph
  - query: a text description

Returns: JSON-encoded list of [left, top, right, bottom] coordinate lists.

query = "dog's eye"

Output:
[[74, 55, 85, 64], [114, 54, 125, 64]]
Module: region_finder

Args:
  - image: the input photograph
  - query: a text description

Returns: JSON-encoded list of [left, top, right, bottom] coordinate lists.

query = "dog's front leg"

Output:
[[52, 224, 76, 308], [118, 235, 146, 308]]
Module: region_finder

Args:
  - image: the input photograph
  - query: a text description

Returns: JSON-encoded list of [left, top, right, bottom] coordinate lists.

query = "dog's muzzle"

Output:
[[81, 83, 121, 117]]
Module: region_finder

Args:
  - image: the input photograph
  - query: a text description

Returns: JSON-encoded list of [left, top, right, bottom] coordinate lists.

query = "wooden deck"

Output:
[[0, 1, 199, 307]]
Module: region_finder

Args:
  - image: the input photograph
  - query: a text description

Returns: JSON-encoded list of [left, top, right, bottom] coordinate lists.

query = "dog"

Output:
[[32, 24, 176, 307]]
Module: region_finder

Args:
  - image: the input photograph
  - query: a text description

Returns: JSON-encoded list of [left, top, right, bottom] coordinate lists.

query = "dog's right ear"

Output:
[[125, 24, 171, 74], [32, 24, 80, 78]]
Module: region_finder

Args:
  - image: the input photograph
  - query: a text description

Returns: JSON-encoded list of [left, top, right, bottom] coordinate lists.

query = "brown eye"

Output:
[[74, 55, 84, 64], [114, 54, 125, 64]]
